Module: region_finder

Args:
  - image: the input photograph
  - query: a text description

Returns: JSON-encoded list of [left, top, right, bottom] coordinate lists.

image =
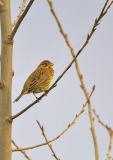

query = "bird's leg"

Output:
[[33, 93, 39, 100], [44, 90, 49, 96], [53, 84, 57, 88]]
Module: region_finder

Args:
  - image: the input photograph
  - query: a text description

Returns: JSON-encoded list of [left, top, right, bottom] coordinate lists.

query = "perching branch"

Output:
[[12, 84, 57, 120], [12, 140, 31, 160], [12, 85, 95, 152], [10, 0, 35, 40], [37, 121, 60, 160], [11, 46, 83, 120]]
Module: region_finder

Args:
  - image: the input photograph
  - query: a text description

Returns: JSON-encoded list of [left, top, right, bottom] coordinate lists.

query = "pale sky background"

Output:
[[11, 0, 113, 159]]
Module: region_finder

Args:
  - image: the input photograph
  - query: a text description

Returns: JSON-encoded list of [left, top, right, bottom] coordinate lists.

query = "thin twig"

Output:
[[10, 0, 35, 40], [102, 1, 113, 16], [93, 109, 113, 160], [12, 85, 95, 152], [13, 0, 28, 27], [37, 121, 60, 160], [107, 134, 113, 160], [93, 109, 110, 130], [46, 1, 113, 160], [77, 0, 112, 55], [12, 140, 31, 160]]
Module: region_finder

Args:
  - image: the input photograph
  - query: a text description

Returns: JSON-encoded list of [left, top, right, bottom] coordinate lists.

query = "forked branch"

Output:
[[46, 1, 113, 160], [12, 0, 113, 122], [10, 0, 35, 40], [93, 109, 113, 160], [12, 140, 31, 160], [13, 0, 28, 27], [12, 85, 95, 152]]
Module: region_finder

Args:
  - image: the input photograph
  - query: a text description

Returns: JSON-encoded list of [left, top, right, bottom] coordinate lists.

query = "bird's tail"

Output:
[[13, 92, 23, 102]]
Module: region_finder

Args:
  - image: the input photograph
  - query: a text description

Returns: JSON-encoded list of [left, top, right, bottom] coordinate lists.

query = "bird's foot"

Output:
[[53, 84, 57, 88], [44, 90, 49, 95], [33, 93, 39, 100]]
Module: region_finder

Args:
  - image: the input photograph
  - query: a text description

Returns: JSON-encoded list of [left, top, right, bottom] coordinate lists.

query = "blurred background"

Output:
[[12, 0, 113, 159]]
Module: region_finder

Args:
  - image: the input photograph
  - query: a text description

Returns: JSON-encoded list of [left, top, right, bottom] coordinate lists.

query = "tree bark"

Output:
[[0, 0, 12, 159]]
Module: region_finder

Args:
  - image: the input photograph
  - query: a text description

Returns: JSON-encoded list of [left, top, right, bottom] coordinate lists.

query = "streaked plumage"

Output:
[[14, 60, 54, 102]]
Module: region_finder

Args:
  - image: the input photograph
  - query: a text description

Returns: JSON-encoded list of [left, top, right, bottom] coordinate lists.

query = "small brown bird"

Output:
[[14, 60, 54, 102]]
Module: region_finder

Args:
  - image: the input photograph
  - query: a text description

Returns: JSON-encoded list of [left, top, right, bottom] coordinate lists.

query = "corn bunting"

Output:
[[14, 60, 54, 102]]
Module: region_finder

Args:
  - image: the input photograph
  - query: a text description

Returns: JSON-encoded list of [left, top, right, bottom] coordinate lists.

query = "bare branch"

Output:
[[46, 1, 113, 160], [12, 84, 56, 120], [13, 0, 28, 27], [37, 121, 60, 160], [93, 109, 111, 131], [102, 0, 113, 15], [107, 134, 113, 160], [93, 109, 113, 160], [11, 0, 113, 123], [12, 85, 95, 152], [10, 0, 35, 40], [12, 140, 31, 160], [47, 0, 112, 59]]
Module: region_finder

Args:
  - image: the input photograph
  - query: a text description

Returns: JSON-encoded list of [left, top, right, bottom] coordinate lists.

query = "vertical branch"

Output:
[[46, 1, 113, 159], [93, 109, 113, 160], [107, 132, 113, 160], [0, 0, 13, 160], [46, 1, 100, 159]]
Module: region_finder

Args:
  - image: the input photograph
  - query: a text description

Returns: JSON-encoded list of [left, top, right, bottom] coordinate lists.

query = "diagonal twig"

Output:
[[93, 109, 111, 131], [12, 85, 95, 152], [36, 121, 60, 160], [12, 140, 31, 160], [10, 0, 35, 40], [93, 109, 113, 160], [11, 0, 113, 124], [107, 135, 113, 160], [46, 1, 113, 159], [13, 0, 28, 27], [11, 41, 84, 120]]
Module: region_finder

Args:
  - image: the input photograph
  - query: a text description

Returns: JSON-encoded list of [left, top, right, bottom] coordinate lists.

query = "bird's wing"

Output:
[[23, 67, 46, 93]]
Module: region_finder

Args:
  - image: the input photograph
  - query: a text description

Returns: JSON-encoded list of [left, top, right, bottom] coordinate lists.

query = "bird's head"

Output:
[[39, 60, 54, 68]]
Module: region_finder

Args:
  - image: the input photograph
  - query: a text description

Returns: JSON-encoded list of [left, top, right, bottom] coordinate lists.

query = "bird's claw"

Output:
[[33, 93, 39, 100]]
